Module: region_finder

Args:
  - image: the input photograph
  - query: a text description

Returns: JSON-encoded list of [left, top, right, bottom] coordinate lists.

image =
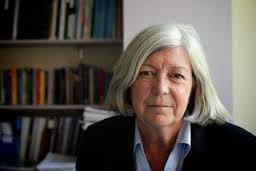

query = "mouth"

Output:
[[147, 104, 173, 108]]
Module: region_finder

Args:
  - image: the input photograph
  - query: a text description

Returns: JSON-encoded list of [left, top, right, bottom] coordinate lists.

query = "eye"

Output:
[[174, 73, 185, 79], [140, 71, 154, 76], [170, 73, 185, 80], [138, 70, 155, 78]]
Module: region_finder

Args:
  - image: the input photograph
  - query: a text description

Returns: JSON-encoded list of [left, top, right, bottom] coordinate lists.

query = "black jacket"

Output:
[[76, 115, 256, 171]]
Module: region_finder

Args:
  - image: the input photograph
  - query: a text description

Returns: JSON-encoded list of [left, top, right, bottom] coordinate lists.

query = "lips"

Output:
[[145, 99, 174, 108], [147, 104, 173, 108]]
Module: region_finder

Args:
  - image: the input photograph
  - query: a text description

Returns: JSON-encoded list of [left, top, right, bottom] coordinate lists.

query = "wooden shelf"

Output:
[[0, 105, 88, 116], [0, 39, 123, 47]]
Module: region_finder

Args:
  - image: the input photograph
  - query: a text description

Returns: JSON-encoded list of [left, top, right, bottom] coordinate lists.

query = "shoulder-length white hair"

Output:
[[105, 24, 230, 126]]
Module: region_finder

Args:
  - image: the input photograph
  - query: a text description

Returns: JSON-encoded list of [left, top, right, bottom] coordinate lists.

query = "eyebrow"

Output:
[[141, 64, 155, 69], [172, 66, 190, 72], [141, 63, 190, 72]]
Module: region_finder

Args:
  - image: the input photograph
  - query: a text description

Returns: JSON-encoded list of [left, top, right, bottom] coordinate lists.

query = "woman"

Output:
[[76, 24, 255, 171]]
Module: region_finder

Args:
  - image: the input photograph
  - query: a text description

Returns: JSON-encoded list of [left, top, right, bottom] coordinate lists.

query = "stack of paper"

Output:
[[82, 106, 117, 130], [36, 153, 76, 171]]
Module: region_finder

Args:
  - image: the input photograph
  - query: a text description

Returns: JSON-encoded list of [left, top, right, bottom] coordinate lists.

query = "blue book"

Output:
[[92, 0, 106, 38], [104, 0, 116, 38], [0, 118, 20, 163], [17, 68, 22, 105]]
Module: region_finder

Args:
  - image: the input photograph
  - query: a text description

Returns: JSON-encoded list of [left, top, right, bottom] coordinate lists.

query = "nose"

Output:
[[151, 74, 170, 96]]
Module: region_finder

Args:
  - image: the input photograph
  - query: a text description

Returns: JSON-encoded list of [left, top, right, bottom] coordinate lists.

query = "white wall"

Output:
[[232, 0, 256, 134], [124, 0, 232, 112]]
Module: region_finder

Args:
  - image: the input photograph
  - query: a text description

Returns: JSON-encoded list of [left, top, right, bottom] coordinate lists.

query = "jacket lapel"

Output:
[[104, 116, 135, 171], [182, 124, 210, 171]]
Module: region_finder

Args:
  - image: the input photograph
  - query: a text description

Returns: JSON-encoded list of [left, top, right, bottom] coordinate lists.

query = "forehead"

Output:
[[142, 47, 191, 69]]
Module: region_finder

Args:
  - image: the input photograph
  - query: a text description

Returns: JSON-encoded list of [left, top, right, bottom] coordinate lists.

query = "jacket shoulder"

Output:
[[191, 121, 256, 154], [79, 115, 135, 148], [184, 122, 256, 170], [86, 115, 134, 134], [76, 115, 134, 171], [203, 122, 255, 142]]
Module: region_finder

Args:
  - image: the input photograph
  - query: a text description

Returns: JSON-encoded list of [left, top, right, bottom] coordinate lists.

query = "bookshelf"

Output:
[[0, 39, 122, 46], [0, 105, 86, 115], [0, 0, 123, 170]]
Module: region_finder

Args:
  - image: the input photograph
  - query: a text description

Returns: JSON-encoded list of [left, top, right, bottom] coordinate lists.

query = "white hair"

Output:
[[105, 24, 230, 126]]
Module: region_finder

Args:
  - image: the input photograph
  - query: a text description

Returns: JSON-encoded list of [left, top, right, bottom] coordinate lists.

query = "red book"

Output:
[[35, 69, 41, 105], [10, 68, 17, 105]]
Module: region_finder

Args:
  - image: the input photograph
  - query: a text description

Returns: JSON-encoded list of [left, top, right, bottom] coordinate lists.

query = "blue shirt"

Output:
[[133, 120, 191, 171]]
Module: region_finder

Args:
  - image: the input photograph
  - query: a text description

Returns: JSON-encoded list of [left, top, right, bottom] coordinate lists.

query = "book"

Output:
[[17, 0, 53, 39], [49, 0, 58, 39], [0, 118, 20, 163], [19, 117, 31, 161], [12, 0, 20, 40], [92, 0, 106, 38], [58, 0, 68, 40], [82, 0, 94, 39], [104, 0, 116, 38], [0, 70, 4, 105], [29, 117, 46, 162], [10, 68, 17, 105], [60, 117, 72, 154], [0, 0, 16, 39]]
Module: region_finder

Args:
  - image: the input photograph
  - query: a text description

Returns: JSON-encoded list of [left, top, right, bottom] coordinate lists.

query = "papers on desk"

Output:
[[82, 106, 118, 130], [36, 153, 76, 171]]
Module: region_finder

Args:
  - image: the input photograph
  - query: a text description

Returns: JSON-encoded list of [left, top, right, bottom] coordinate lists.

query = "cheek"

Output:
[[174, 86, 192, 109], [131, 82, 149, 109], [131, 83, 143, 104]]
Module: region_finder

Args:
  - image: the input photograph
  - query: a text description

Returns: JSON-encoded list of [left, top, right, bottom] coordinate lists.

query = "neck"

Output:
[[137, 120, 183, 150], [137, 120, 183, 171]]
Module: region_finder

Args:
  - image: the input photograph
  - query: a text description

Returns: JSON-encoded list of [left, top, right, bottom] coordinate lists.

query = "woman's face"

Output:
[[131, 47, 193, 129]]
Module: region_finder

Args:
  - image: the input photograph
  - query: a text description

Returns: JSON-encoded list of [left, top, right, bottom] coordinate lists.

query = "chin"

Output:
[[149, 114, 177, 128]]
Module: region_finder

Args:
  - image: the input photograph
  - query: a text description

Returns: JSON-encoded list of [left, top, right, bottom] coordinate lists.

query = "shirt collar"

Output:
[[175, 119, 191, 157], [134, 120, 142, 152], [176, 119, 191, 145]]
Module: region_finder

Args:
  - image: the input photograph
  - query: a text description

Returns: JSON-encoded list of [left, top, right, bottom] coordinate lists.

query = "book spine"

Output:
[[12, 0, 20, 40]]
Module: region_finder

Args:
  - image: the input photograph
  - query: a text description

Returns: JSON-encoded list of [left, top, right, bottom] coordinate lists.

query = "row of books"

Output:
[[0, 115, 82, 164], [0, 64, 112, 105], [0, 0, 123, 40]]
